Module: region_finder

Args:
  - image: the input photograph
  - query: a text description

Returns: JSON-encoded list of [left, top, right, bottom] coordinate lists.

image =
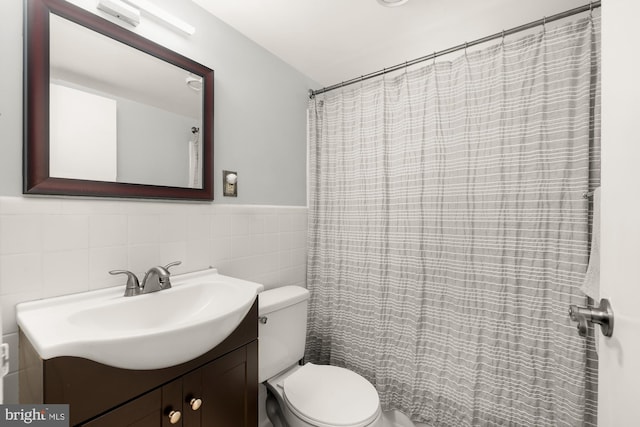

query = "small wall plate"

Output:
[[223, 170, 237, 197]]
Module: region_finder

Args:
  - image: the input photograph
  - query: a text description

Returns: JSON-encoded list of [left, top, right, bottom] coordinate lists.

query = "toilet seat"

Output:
[[282, 363, 381, 427]]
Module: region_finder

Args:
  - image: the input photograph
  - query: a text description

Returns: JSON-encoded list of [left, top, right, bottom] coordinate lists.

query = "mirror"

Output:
[[24, 0, 214, 200]]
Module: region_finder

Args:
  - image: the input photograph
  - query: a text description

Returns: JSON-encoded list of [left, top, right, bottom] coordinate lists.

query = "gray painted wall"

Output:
[[0, 0, 316, 205]]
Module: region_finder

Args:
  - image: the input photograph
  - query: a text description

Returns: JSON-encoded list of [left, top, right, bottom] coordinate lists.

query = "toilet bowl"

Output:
[[265, 363, 383, 427], [258, 286, 395, 427]]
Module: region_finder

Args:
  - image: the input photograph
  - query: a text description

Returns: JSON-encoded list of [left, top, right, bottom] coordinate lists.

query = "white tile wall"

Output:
[[0, 196, 307, 403]]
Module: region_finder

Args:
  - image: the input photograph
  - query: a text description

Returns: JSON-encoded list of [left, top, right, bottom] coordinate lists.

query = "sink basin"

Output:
[[16, 269, 264, 370]]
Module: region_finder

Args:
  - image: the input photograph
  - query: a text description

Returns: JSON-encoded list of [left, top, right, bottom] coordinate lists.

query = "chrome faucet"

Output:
[[108, 270, 140, 297], [110, 261, 181, 297], [141, 261, 181, 293]]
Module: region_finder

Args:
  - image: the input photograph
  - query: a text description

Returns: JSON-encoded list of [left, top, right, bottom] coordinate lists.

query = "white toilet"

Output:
[[258, 286, 386, 427]]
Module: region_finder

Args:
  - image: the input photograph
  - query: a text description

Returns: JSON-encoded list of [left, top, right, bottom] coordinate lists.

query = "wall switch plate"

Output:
[[223, 170, 237, 197]]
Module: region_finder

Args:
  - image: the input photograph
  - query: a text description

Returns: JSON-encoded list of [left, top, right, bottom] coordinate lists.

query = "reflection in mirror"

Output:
[[24, 0, 214, 200], [49, 13, 203, 189]]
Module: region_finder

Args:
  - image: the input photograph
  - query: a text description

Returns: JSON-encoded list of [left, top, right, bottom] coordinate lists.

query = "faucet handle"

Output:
[[154, 261, 181, 290], [109, 270, 140, 297], [164, 261, 182, 272]]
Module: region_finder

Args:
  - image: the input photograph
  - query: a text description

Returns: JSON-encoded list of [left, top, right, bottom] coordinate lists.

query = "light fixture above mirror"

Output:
[[97, 0, 196, 35], [97, 0, 140, 26]]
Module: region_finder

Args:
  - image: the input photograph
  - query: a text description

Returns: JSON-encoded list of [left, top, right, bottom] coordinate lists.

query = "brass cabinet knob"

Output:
[[168, 410, 181, 424], [190, 398, 203, 411]]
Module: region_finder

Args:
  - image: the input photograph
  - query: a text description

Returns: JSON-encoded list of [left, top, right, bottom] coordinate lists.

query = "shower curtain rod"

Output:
[[309, 1, 600, 98]]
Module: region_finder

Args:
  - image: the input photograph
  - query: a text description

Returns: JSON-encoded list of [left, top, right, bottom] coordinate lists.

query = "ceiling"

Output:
[[191, 0, 589, 89]]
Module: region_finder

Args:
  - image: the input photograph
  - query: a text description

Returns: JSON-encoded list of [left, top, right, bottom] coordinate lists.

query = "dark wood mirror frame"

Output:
[[24, 0, 214, 200]]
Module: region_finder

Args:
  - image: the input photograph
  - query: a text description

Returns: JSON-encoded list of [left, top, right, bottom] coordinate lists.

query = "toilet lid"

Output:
[[283, 363, 380, 427]]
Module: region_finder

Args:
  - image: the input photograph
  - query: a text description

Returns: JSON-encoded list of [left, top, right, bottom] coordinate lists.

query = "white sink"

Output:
[[16, 269, 263, 370]]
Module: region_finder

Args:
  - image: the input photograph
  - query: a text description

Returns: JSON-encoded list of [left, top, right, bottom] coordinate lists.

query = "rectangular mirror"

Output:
[[24, 0, 214, 200]]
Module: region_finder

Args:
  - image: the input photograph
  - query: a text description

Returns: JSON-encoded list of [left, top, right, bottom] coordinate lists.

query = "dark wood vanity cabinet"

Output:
[[20, 300, 258, 427], [79, 388, 161, 427], [79, 344, 256, 427]]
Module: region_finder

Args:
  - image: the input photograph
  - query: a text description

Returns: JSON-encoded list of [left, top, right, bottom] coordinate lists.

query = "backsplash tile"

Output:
[[127, 243, 162, 277], [42, 249, 90, 298], [0, 215, 42, 255], [0, 196, 307, 403], [89, 214, 127, 248], [128, 214, 163, 245], [42, 215, 89, 252], [88, 246, 128, 290], [0, 253, 43, 295], [184, 240, 211, 272], [187, 214, 212, 241]]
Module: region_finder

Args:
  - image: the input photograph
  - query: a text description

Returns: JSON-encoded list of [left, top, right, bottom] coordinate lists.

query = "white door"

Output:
[[598, 0, 640, 424]]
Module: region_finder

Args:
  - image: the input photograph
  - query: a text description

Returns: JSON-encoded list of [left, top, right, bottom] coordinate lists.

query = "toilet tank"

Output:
[[258, 286, 310, 382]]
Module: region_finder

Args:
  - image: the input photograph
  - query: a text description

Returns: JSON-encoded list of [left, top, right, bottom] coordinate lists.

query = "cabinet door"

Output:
[[200, 342, 257, 427], [182, 369, 203, 427], [162, 379, 183, 427], [80, 388, 161, 427]]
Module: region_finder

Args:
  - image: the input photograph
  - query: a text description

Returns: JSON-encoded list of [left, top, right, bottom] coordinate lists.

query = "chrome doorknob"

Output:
[[569, 298, 614, 337]]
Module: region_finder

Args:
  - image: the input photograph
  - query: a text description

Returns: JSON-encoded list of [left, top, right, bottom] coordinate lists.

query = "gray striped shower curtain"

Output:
[[306, 12, 600, 426]]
